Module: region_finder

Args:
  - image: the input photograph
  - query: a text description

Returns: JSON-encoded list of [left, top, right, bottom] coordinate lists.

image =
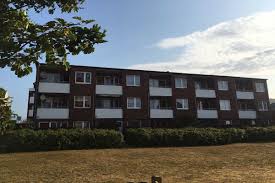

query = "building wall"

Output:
[[29, 64, 272, 129]]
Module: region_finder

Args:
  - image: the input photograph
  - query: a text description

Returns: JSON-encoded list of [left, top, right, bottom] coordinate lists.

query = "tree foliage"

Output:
[[0, 88, 13, 134], [0, 0, 106, 77]]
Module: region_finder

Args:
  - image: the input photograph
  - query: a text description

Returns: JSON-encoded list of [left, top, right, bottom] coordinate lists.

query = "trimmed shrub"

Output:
[[125, 127, 275, 147], [0, 129, 123, 153]]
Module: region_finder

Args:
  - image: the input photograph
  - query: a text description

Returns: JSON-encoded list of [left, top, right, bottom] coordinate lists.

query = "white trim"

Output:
[[255, 82, 265, 93], [74, 96, 91, 108], [126, 75, 140, 86], [219, 100, 231, 111], [127, 97, 141, 109], [73, 121, 90, 128], [175, 78, 187, 89], [218, 80, 229, 91], [75, 72, 92, 84], [176, 98, 189, 110]]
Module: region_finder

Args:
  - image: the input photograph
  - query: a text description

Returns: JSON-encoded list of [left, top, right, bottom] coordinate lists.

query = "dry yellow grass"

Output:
[[1, 143, 275, 183]]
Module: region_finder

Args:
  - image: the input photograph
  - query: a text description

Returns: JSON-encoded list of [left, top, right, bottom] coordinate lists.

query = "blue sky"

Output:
[[1, 0, 275, 118]]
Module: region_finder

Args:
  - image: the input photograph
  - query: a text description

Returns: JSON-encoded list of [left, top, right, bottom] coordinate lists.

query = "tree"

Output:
[[0, 88, 13, 134], [0, 0, 106, 77]]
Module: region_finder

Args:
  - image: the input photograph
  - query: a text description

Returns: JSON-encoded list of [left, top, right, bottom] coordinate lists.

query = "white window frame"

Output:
[[75, 72, 92, 84], [49, 122, 58, 128], [218, 80, 229, 91], [176, 98, 189, 110], [74, 96, 91, 108], [219, 100, 231, 111], [127, 97, 141, 109], [258, 101, 268, 111], [255, 82, 265, 92], [73, 121, 90, 129], [175, 78, 187, 89], [126, 75, 140, 86]]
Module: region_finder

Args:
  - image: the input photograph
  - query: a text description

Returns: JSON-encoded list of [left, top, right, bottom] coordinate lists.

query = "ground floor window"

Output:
[[73, 121, 90, 129]]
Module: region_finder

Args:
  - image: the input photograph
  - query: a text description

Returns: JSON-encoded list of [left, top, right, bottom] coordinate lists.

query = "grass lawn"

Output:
[[1, 143, 275, 183]]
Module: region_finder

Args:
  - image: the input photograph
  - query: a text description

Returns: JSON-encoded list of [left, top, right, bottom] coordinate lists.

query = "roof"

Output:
[[39, 63, 268, 80]]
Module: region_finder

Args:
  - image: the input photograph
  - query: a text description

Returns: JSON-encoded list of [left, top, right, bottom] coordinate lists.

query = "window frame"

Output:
[[258, 101, 268, 111], [126, 75, 140, 86], [219, 100, 231, 111], [127, 97, 141, 109], [175, 77, 187, 89], [176, 98, 189, 110], [255, 82, 265, 93], [75, 72, 92, 84], [74, 96, 91, 108], [73, 121, 90, 129], [218, 80, 229, 91]]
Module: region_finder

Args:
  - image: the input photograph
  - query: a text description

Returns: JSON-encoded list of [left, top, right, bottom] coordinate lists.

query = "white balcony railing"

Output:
[[150, 109, 174, 118], [37, 108, 69, 119], [29, 96, 34, 104], [38, 82, 70, 93], [96, 85, 123, 95], [238, 110, 256, 119], [149, 87, 172, 96], [28, 110, 33, 117], [95, 108, 123, 118], [236, 91, 254, 99], [195, 89, 216, 98], [197, 110, 218, 119]]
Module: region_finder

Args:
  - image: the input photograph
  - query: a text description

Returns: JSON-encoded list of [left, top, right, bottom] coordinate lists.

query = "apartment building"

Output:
[[27, 64, 272, 129]]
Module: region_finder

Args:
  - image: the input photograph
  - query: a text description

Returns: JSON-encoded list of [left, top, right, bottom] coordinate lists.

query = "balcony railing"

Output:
[[95, 108, 123, 118], [38, 82, 70, 93], [238, 110, 256, 119], [36, 108, 69, 119], [197, 110, 218, 119], [195, 89, 216, 98], [150, 109, 174, 118], [236, 91, 254, 99], [149, 87, 172, 96], [96, 85, 123, 95]]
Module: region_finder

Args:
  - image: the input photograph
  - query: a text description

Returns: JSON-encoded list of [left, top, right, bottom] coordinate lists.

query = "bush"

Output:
[[0, 129, 123, 153], [125, 127, 275, 147]]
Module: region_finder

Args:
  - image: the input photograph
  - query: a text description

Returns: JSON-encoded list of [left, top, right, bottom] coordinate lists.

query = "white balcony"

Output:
[[238, 110, 256, 119], [195, 89, 216, 98], [236, 91, 254, 99], [197, 110, 218, 119], [149, 87, 172, 96], [39, 82, 70, 93], [150, 109, 174, 118], [36, 108, 69, 119], [96, 85, 123, 95], [29, 96, 34, 104], [28, 110, 33, 117], [95, 108, 123, 118]]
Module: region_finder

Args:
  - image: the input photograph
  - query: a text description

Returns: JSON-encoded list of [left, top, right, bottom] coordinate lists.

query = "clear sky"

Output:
[[1, 0, 275, 119]]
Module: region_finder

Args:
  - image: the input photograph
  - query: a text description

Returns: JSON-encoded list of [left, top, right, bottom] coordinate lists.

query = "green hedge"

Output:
[[0, 129, 124, 153], [1, 127, 275, 153], [124, 127, 275, 147]]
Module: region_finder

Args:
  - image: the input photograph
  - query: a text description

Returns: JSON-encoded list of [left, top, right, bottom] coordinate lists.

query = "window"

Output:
[[219, 100, 231, 111], [258, 101, 268, 111], [49, 122, 57, 129], [175, 78, 187, 88], [126, 75, 140, 86], [176, 99, 189, 110], [225, 120, 232, 125], [74, 121, 89, 129], [127, 97, 141, 109], [74, 96, 91, 108], [75, 72, 91, 84], [255, 82, 265, 92], [218, 81, 229, 91], [149, 79, 159, 87]]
